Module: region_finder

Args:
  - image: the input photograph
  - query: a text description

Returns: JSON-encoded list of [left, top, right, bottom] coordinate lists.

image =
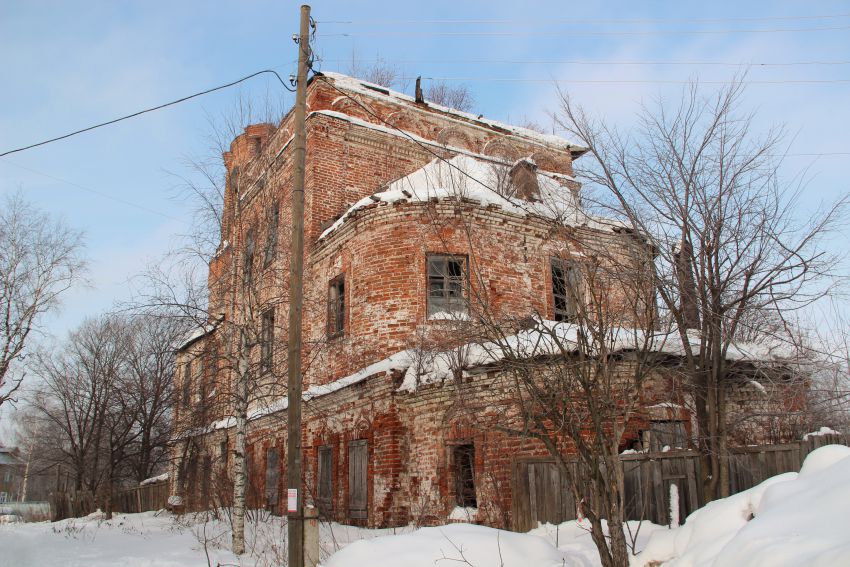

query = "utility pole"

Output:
[[287, 4, 311, 567]]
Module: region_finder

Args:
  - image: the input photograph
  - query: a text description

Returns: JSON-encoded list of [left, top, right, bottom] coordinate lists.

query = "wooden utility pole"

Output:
[[287, 4, 311, 567]]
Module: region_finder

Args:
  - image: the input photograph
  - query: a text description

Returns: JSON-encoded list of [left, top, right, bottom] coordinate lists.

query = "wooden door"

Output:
[[348, 440, 368, 519]]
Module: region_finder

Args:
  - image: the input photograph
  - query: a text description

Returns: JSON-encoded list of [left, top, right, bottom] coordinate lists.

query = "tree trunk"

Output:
[[231, 335, 250, 556], [717, 373, 730, 498]]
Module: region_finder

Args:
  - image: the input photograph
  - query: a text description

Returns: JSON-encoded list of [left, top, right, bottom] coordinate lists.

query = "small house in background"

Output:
[[0, 446, 24, 503], [169, 72, 808, 530]]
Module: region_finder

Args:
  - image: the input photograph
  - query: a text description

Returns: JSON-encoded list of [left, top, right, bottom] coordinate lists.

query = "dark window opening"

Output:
[[219, 441, 228, 467], [260, 309, 274, 374], [453, 444, 477, 508], [552, 259, 580, 322], [264, 202, 279, 267], [428, 255, 467, 317], [645, 421, 687, 452], [328, 277, 345, 337], [318, 445, 333, 516], [348, 440, 368, 519], [243, 229, 255, 288], [265, 447, 279, 510], [181, 361, 192, 407]]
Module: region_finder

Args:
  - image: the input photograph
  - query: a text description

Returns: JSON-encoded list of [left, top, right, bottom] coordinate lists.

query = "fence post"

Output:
[[304, 505, 320, 567]]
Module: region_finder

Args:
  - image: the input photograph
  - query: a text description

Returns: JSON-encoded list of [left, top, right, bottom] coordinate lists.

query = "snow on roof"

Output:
[[188, 349, 418, 436], [396, 320, 800, 392], [319, 154, 619, 241], [178, 321, 799, 438], [317, 71, 586, 153], [175, 318, 222, 352], [139, 473, 169, 486]]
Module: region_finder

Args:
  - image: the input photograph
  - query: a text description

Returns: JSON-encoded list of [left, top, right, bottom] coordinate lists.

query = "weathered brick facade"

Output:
[[170, 73, 803, 529]]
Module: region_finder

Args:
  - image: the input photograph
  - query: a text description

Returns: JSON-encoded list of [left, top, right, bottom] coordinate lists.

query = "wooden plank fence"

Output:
[[513, 433, 848, 532], [114, 481, 170, 514]]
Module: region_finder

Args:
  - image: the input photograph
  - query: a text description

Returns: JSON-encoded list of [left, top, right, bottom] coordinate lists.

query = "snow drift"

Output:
[[635, 444, 850, 567]]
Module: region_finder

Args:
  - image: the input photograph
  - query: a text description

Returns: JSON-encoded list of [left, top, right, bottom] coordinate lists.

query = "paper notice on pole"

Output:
[[287, 488, 298, 513]]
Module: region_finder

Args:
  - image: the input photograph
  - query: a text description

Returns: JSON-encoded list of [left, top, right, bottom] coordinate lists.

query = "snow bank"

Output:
[[322, 523, 566, 567], [635, 444, 850, 567]]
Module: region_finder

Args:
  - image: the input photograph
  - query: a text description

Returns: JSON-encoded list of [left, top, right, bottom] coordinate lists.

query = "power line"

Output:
[[0, 69, 295, 159], [409, 77, 850, 85], [318, 24, 850, 38], [317, 13, 850, 25], [0, 158, 186, 223], [317, 57, 850, 68]]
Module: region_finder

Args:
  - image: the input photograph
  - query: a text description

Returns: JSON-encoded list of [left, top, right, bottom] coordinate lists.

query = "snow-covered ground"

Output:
[[1, 445, 848, 566]]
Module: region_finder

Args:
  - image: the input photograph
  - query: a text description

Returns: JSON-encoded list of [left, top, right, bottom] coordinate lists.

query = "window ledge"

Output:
[[428, 311, 471, 322]]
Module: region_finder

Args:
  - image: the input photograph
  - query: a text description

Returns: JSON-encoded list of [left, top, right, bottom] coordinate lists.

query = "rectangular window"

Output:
[[219, 441, 228, 467], [453, 444, 477, 508], [0, 492, 7, 504], [551, 259, 580, 322], [260, 309, 274, 374], [317, 445, 333, 516], [348, 440, 368, 519], [427, 255, 467, 317], [181, 361, 192, 407], [328, 276, 345, 337], [265, 447, 280, 508], [264, 202, 279, 266], [243, 228, 255, 288]]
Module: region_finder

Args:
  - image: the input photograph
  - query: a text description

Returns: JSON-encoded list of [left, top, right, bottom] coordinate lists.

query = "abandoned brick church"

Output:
[[170, 72, 804, 530]]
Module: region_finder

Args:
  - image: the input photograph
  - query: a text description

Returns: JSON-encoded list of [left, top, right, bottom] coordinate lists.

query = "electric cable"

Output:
[[0, 69, 295, 158]]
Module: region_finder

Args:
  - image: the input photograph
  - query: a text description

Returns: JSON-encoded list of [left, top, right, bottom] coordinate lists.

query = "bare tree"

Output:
[[453, 229, 661, 567], [124, 314, 185, 483], [31, 316, 129, 498], [346, 51, 408, 91], [556, 78, 847, 502], [0, 193, 86, 408], [144, 93, 298, 555], [27, 313, 184, 517], [425, 80, 475, 112]]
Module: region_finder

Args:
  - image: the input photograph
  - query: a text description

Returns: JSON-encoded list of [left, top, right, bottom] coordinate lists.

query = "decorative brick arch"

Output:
[[482, 137, 520, 161], [331, 96, 373, 122], [531, 150, 560, 173], [437, 126, 477, 152], [384, 109, 408, 128]]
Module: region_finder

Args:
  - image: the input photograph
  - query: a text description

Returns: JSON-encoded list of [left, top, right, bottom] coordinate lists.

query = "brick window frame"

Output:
[[181, 360, 192, 408], [263, 201, 279, 267], [451, 443, 477, 508], [265, 447, 280, 510], [260, 308, 274, 374], [427, 254, 468, 318], [243, 228, 255, 289], [551, 258, 581, 322], [327, 275, 346, 338]]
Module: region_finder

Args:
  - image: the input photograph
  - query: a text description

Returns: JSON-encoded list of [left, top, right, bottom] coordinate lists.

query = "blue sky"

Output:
[[1, 0, 848, 346]]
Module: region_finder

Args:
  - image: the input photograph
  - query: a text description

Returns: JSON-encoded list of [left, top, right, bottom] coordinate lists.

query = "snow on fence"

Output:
[[512, 433, 849, 531], [115, 480, 170, 514], [0, 501, 52, 522]]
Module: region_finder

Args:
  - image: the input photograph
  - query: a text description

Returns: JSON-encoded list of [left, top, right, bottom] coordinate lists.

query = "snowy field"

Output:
[[1, 445, 848, 567]]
